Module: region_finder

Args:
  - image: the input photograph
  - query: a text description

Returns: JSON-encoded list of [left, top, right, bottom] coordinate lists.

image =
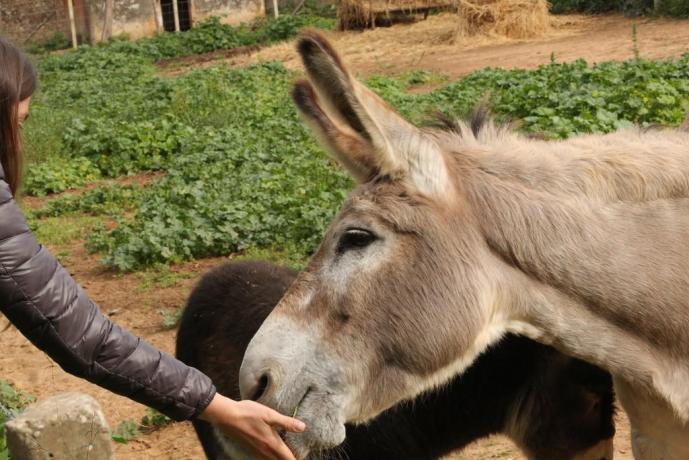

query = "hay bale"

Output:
[[455, 0, 551, 39], [339, 0, 453, 30]]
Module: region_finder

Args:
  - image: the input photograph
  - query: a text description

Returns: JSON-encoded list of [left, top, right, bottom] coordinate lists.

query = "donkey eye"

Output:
[[336, 228, 377, 254]]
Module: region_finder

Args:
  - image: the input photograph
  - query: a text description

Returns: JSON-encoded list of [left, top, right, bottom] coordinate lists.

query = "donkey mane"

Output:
[[427, 105, 516, 140], [428, 113, 689, 205]]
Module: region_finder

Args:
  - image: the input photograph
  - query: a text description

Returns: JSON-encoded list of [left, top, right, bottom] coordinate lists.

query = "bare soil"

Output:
[[162, 13, 689, 81], [4, 12, 689, 459]]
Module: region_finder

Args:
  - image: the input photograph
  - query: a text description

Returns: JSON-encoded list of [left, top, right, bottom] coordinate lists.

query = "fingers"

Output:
[[265, 408, 306, 433], [270, 432, 297, 460]]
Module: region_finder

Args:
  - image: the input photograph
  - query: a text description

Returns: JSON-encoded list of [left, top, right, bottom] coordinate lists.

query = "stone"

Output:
[[5, 392, 114, 460]]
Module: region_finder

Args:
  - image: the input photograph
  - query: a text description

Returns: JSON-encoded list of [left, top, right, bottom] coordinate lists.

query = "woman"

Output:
[[0, 37, 303, 460]]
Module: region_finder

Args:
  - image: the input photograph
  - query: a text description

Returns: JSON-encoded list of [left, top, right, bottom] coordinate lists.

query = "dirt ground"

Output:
[[163, 13, 689, 81], [3, 12, 689, 459]]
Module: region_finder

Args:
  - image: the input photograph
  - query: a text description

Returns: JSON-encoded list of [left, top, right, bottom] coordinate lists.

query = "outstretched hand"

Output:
[[199, 393, 306, 460]]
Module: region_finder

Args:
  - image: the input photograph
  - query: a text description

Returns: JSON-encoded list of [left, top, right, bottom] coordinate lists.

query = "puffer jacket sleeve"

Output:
[[0, 170, 216, 421]]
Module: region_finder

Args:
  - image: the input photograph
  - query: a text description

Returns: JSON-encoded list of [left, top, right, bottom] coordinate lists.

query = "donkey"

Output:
[[234, 32, 689, 460], [177, 259, 615, 460]]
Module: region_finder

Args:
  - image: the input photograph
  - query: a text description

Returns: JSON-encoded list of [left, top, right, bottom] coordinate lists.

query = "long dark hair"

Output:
[[0, 37, 37, 195]]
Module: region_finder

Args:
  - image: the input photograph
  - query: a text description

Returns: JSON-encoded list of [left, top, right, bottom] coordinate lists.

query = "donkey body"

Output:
[[237, 33, 689, 459], [177, 260, 614, 460]]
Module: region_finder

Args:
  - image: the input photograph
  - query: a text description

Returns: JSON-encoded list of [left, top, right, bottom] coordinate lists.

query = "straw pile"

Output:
[[338, 0, 453, 30], [455, 0, 551, 39]]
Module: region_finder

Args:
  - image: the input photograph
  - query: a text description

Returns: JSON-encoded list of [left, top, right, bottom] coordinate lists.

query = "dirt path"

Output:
[[4, 13, 688, 459], [171, 13, 689, 81]]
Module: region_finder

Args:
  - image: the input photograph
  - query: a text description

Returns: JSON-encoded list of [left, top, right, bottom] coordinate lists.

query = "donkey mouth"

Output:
[[292, 386, 313, 418], [282, 386, 348, 459]]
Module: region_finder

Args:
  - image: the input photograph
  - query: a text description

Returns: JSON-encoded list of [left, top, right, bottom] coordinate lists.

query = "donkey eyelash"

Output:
[[336, 228, 378, 254]]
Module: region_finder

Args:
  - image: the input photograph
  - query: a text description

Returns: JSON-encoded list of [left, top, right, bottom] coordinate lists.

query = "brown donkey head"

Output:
[[240, 32, 515, 457]]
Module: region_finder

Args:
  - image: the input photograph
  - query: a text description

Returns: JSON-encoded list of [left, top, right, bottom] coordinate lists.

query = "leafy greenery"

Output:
[[549, 0, 689, 17], [27, 32, 71, 54], [111, 409, 173, 444], [29, 215, 102, 246], [0, 380, 35, 458], [368, 57, 689, 138], [28, 184, 141, 219], [23, 156, 101, 196], [549, 0, 627, 14], [159, 307, 184, 330], [655, 0, 689, 17]]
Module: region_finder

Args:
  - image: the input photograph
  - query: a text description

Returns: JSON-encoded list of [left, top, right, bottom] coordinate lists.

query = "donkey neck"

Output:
[[461, 164, 689, 418], [449, 128, 689, 203]]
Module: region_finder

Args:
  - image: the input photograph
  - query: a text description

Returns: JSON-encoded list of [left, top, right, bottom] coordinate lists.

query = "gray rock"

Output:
[[6, 392, 114, 460]]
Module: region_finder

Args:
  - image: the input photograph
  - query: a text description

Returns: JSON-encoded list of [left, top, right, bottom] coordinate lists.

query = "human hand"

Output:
[[199, 393, 306, 460]]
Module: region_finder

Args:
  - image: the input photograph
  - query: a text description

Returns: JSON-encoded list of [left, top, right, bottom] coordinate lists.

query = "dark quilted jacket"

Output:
[[0, 165, 216, 420]]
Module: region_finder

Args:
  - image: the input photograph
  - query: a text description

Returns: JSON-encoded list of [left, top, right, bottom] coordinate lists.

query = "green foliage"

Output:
[[139, 409, 172, 433], [88, 15, 335, 63], [29, 215, 102, 246], [29, 184, 141, 219], [23, 14, 334, 195], [655, 0, 689, 17], [63, 118, 195, 176], [549, 0, 688, 16], [27, 32, 71, 54], [0, 381, 35, 458], [111, 409, 173, 444], [159, 307, 184, 330], [369, 56, 689, 139], [549, 0, 622, 14], [23, 156, 101, 196]]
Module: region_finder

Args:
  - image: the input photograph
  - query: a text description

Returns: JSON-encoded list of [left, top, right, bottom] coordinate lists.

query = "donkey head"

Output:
[[239, 32, 511, 457]]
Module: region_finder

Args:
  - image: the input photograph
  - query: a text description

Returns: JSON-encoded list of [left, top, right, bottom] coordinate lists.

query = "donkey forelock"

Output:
[[240, 31, 689, 458]]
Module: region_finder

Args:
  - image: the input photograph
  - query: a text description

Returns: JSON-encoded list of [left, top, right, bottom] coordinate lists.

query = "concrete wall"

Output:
[[193, 0, 264, 26], [88, 0, 160, 41], [1, 0, 266, 47], [0, 0, 78, 45]]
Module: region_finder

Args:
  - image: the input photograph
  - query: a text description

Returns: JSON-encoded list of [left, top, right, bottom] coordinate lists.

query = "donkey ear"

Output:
[[296, 31, 400, 174], [296, 31, 452, 198], [292, 80, 376, 183]]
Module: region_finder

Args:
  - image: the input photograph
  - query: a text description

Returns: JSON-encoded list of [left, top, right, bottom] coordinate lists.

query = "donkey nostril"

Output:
[[250, 373, 270, 401]]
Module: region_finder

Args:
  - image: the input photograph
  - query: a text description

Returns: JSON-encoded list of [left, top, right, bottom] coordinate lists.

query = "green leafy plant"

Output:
[[27, 32, 71, 54], [0, 381, 35, 458], [29, 184, 142, 219], [111, 419, 140, 444], [23, 156, 101, 196], [111, 409, 173, 444], [159, 307, 184, 330]]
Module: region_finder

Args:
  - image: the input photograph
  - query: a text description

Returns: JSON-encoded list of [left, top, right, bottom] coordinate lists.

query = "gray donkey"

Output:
[[236, 32, 689, 459]]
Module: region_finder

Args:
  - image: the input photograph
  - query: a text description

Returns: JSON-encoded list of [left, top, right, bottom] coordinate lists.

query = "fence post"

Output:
[[67, 0, 78, 48], [172, 0, 181, 31], [152, 0, 164, 32], [102, 0, 114, 40]]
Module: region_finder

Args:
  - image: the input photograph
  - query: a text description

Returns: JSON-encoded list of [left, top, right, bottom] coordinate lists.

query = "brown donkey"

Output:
[[238, 32, 689, 459], [178, 260, 615, 460]]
